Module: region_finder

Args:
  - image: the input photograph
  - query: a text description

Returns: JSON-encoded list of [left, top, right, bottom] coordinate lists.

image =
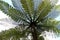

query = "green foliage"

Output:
[[36, 0, 52, 22], [38, 36, 44, 40], [8, 7, 29, 23], [55, 5, 60, 11], [42, 18, 60, 32], [0, 0, 60, 40], [20, 0, 34, 19], [0, 0, 29, 23], [0, 27, 28, 40], [0, 1, 10, 13]]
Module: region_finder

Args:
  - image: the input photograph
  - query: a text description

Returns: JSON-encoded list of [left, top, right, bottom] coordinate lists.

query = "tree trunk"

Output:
[[31, 28, 38, 40], [30, 25, 38, 40]]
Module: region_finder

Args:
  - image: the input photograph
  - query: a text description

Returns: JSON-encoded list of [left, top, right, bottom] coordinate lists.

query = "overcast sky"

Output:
[[0, 0, 60, 40]]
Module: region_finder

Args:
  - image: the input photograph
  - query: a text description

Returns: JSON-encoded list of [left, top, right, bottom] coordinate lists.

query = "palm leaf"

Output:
[[0, 27, 28, 40], [20, 0, 34, 20], [55, 5, 60, 11], [37, 18, 60, 32], [0, 1, 30, 23], [0, 0, 60, 40], [11, 0, 31, 21], [0, 25, 31, 40], [43, 18, 60, 33], [35, 0, 53, 22], [8, 7, 30, 23], [0, 0, 10, 13], [47, 5, 60, 18]]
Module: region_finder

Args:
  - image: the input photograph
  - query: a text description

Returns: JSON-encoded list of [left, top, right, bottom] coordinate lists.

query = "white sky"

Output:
[[0, 11, 16, 32], [0, 11, 8, 19], [0, 0, 60, 40]]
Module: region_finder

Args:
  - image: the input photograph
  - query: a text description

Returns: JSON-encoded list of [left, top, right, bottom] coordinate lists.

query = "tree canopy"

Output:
[[0, 0, 60, 40]]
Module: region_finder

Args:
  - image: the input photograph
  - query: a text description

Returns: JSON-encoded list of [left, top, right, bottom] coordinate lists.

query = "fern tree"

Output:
[[0, 0, 60, 40]]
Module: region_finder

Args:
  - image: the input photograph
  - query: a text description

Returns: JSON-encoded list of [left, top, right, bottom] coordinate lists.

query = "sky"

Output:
[[0, 0, 60, 40], [0, 0, 13, 31]]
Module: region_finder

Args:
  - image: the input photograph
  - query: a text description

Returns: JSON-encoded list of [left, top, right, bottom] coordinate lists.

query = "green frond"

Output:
[[0, 1, 30, 23], [53, 27, 60, 33], [0, 0, 60, 40], [38, 36, 44, 40], [43, 18, 60, 32], [35, 0, 53, 22], [43, 18, 60, 26], [11, 0, 31, 21], [37, 18, 60, 32], [0, 24, 30, 40], [20, 0, 34, 19], [0, 1, 11, 13], [54, 5, 60, 11], [0, 28, 28, 40], [8, 7, 30, 23]]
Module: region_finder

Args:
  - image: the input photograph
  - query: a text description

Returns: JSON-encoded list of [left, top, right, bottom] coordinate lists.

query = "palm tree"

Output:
[[0, 27, 28, 40], [0, 0, 60, 40]]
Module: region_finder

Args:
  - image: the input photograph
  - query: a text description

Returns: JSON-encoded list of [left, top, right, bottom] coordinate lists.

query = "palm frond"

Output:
[[0, 27, 28, 40], [37, 18, 60, 32], [55, 5, 60, 11], [8, 7, 30, 23], [20, 0, 34, 20], [11, 0, 32, 21], [47, 5, 60, 18], [0, 0, 60, 40], [0, 0, 11, 13], [0, 1, 30, 23], [35, 0, 53, 22]]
